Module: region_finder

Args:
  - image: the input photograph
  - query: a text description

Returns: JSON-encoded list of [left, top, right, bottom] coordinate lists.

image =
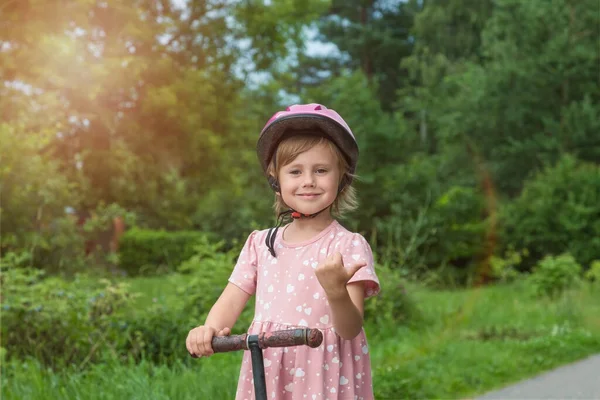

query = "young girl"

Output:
[[186, 103, 380, 400]]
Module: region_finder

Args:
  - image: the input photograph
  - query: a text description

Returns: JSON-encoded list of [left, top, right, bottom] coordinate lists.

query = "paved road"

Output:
[[476, 354, 600, 399]]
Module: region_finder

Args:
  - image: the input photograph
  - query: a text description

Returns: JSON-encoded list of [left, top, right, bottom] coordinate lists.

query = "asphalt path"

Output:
[[476, 353, 600, 399]]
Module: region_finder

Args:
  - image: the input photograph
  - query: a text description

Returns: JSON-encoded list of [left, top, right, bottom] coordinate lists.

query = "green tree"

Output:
[[292, 0, 421, 109], [409, 0, 600, 195]]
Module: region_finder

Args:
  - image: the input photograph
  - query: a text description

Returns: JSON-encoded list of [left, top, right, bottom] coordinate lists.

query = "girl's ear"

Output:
[[268, 175, 280, 192]]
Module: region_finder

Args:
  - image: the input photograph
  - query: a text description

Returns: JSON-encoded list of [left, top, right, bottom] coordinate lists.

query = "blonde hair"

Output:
[[266, 134, 358, 218]]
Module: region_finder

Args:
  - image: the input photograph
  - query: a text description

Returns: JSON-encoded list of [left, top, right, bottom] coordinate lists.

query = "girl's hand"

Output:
[[315, 252, 366, 299], [186, 325, 231, 358]]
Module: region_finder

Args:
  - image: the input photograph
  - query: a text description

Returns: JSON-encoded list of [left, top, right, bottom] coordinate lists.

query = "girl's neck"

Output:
[[283, 211, 335, 243]]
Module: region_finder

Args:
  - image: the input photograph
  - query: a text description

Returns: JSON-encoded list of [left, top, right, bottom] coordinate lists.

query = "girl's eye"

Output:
[[289, 170, 301, 175], [316, 169, 328, 174]]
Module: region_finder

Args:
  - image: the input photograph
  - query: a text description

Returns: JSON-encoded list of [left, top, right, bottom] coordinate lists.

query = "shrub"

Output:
[[529, 253, 582, 299], [118, 228, 214, 276], [490, 248, 527, 283], [501, 155, 600, 268], [119, 301, 195, 365], [364, 263, 420, 329], [116, 233, 256, 366], [1, 266, 135, 368], [176, 237, 254, 332], [371, 182, 488, 279], [584, 260, 600, 283]]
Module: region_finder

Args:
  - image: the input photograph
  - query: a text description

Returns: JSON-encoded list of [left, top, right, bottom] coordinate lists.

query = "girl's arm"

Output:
[[327, 282, 365, 340], [204, 283, 251, 330], [187, 283, 251, 357]]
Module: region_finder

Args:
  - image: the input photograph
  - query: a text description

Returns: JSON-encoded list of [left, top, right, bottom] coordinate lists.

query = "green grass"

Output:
[[124, 272, 190, 310], [1, 355, 242, 400], [3, 280, 599, 399]]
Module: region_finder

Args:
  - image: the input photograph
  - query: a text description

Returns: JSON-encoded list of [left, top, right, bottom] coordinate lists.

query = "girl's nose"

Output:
[[302, 173, 316, 187]]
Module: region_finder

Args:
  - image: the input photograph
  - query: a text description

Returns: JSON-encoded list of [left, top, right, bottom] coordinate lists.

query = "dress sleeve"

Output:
[[228, 231, 259, 295], [343, 233, 380, 298]]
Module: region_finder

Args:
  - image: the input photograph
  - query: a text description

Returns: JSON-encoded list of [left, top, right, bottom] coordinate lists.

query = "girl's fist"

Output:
[[186, 325, 231, 358], [315, 252, 366, 298]]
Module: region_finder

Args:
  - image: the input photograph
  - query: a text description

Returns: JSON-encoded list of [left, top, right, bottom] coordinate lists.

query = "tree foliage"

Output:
[[1, 0, 599, 276]]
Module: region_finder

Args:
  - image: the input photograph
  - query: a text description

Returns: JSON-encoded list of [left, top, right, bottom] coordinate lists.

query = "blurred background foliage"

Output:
[[1, 0, 600, 397], [2, 0, 598, 277]]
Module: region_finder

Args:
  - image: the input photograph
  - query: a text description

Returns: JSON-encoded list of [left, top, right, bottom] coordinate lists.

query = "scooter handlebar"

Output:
[[190, 328, 324, 356]]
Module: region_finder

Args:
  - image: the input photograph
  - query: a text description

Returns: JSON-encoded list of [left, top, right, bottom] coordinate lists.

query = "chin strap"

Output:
[[265, 206, 330, 258]]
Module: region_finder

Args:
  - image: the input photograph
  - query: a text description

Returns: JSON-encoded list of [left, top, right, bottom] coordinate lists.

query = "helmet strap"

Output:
[[265, 204, 332, 258]]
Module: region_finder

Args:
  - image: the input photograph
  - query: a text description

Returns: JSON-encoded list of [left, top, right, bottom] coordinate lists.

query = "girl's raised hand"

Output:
[[186, 325, 231, 358], [315, 252, 366, 299]]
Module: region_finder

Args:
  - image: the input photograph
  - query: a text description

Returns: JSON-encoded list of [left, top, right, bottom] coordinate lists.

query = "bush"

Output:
[[429, 186, 488, 267], [529, 253, 582, 299], [502, 155, 600, 268], [176, 237, 254, 332], [490, 248, 527, 283], [119, 301, 195, 365], [118, 228, 214, 276], [584, 260, 600, 283], [372, 182, 488, 285], [1, 265, 135, 368], [110, 232, 256, 366], [364, 263, 420, 329]]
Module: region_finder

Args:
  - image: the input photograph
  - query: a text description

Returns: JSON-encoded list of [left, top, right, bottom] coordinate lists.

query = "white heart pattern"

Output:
[[352, 254, 360, 261], [304, 307, 312, 315], [268, 285, 274, 293], [326, 345, 334, 352], [298, 273, 305, 280], [313, 293, 320, 299], [362, 345, 369, 354], [296, 306, 302, 312], [340, 376, 349, 385], [285, 384, 293, 392], [287, 284, 294, 293], [356, 373, 362, 379], [295, 368, 305, 377], [264, 359, 272, 367], [320, 315, 329, 324]]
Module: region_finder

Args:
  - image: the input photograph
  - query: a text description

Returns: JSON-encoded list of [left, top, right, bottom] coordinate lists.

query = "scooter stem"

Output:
[[248, 335, 268, 400]]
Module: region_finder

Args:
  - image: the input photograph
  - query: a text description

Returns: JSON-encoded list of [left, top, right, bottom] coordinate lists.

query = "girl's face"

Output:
[[278, 143, 341, 217]]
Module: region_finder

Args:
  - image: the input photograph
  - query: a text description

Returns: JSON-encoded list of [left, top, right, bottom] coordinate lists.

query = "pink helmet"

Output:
[[256, 103, 359, 186]]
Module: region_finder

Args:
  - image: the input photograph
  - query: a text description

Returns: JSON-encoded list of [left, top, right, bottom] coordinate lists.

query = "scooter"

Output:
[[190, 328, 323, 400]]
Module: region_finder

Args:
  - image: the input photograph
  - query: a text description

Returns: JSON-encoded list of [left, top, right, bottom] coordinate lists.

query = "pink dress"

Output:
[[229, 220, 380, 400]]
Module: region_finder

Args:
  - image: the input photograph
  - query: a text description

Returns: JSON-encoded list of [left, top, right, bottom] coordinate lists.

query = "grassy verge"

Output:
[[3, 280, 599, 399]]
